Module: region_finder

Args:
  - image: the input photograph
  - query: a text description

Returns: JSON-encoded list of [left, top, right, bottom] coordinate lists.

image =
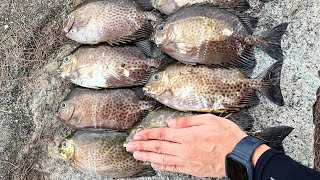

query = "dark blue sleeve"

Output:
[[254, 149, 320, 180]]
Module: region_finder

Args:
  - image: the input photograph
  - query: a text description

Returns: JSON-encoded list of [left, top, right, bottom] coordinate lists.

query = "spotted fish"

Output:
[[58, 42, 172, 89], [152, 5, 288, 74], [58, 130, 155, 178], [124, 107, 255, 145], [58, 88, 155, 130], [143, 61, 284, 113], [63, 0, 159, 45], [135, 0, 255, 14], [124, 108, 293, 152]]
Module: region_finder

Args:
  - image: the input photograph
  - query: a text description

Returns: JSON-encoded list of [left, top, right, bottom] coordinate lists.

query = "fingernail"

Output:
[[166, 119, 176, 127], [133, 135, 143, 141], [133, 152, 142, 160], [151, 163, 159, 170], [125, 143, 135, 152]]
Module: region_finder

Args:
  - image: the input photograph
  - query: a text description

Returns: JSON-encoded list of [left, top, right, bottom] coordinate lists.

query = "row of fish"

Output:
[[58, 107, 293, 178], [56, 0, 291, 178]]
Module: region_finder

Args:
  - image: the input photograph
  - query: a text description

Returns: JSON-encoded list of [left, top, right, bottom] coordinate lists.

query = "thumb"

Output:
[[167, 114, 220, 128]]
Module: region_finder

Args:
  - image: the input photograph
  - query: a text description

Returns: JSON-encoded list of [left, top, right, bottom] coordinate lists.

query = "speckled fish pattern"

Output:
[[66, 130, 154, 178], [151, 0, 250, 14], [144, 63, 283, 113], [59, 45, 162, 88], [58, 88, 155, 130], [152, 5, 253, 65], [63, 0, 159, 44]]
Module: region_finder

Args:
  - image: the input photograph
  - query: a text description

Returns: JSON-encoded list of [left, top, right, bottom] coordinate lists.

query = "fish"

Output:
[[63, 0, 160, 45], [124, 107, 255, 145], [124, 108, 293, 152], [58, 88, 155, 130], [58, 41, 172, 89], [152, 5, 288, 74], [143, 61, 284, 113], [135, 0, 254, 14], [58, 130, 155, 178], [249, 126, 293, 152]]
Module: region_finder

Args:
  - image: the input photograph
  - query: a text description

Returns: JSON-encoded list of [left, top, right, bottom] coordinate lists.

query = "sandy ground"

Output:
[[0, 0, 319, 179]]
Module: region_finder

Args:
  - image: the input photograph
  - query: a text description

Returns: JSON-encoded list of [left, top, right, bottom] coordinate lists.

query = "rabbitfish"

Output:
[[136, 0, 252, 14], [152, 5, 288, 73], [124, 107, 255, 145], [59, 130, 155, 178], [58, 88, 155, 130], [63, 0, 159, 44], [144, 62, 284, 113], [58, 44, 171, 89]]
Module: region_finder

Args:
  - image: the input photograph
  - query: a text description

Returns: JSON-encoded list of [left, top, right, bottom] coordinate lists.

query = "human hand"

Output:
[[125, 114, 248, 177]]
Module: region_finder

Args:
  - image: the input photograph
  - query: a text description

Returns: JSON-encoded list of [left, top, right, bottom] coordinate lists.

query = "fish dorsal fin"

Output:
[[236, 13, 259, 34], [105, 21, 153, 46]]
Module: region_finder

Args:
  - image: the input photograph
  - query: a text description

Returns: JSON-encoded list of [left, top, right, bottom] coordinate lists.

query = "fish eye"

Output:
[[60, 102, 67, 109], [158, 24, 164, 31], [63, 56, 70, 63], [153, 73, 161, 81], [62, 141, 68, 148]]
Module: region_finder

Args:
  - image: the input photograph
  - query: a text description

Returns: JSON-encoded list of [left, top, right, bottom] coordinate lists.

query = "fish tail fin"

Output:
[[136, 40, 173, 69], [252, 126, 293, 152], [234, 0, 251, 12], [256, 61, 284, 106], [135, 0, 154, 11], [248, 23, 288, 61], [226, 111, 254, 131], [135, 40, 155, 58]]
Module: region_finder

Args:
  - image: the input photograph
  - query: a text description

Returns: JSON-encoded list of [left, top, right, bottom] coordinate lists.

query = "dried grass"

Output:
[[0, 0, 83, 179]]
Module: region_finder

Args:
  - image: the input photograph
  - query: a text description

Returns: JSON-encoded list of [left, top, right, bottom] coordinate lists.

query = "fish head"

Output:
[[152, 22, 173, 47], [58, 137, 75, 160], [58, 98, 75, 123], [58, 54, 76, 79], [143, 71, 170, 98], [63, 14, 75, 34], [153, 0, 177, 14]]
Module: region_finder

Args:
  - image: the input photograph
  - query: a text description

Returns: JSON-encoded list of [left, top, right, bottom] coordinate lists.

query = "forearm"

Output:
[[254, 149, 320, 180]]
